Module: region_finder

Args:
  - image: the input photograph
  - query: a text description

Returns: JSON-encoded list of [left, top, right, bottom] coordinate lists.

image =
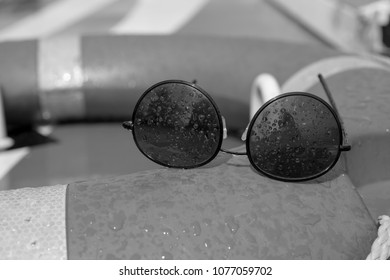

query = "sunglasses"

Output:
[[123, 74, 351, 182]]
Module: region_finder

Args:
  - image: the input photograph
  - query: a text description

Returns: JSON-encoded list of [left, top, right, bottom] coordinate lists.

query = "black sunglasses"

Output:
[[123, 74, 351, 182]]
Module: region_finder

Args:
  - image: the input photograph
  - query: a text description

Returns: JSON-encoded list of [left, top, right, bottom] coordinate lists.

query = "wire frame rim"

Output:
[[245, 91, 344, 182], [131, 80, 224, 169]]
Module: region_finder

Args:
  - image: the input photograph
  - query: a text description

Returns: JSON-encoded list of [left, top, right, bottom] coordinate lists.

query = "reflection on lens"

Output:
[[248, 94, 341, 181], [133, 81, 222, 168]]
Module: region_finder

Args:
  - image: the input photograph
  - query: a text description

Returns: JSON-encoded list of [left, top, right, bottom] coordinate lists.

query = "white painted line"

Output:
[[111, 0, 208, 34], [0, 0, 119, 41], [0, 148, 29, 180]]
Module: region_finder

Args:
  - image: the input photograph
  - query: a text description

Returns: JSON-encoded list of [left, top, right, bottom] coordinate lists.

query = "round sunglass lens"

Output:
[[248, 94, 341, 181], [133, 82, 222, 168]]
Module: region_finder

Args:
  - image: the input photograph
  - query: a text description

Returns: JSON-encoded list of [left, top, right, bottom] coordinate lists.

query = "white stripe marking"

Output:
[[0, 148, 29, 180], [111, 0, 208, 34], [0, 0, 119, 41]]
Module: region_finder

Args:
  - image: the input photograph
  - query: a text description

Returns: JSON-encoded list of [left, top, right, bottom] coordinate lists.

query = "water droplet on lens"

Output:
[[159, 212, 167, 219], [151, 95, 158, 102]]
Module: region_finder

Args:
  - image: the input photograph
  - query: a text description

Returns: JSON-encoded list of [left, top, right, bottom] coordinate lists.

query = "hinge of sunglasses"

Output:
[[122, 121, 134, 131], [340, 144, 351, 151]]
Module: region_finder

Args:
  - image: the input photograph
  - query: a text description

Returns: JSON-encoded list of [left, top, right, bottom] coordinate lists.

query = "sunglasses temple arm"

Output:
[[317, 74, 351, 151]]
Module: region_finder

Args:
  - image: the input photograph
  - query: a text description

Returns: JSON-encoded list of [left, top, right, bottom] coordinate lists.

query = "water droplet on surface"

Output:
[[190, 221, 202, 236], [203, 218, 212, 227], [143, 224, 155, 233], [161, 251, 173, 260], [204, 239, 212, 248], [162, 228, 173, 236], [225, 216, 240, 234], [107, 210, 126, 232]]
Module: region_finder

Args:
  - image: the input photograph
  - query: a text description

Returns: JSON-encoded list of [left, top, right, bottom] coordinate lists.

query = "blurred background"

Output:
[[0, 0, 388, 190]]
